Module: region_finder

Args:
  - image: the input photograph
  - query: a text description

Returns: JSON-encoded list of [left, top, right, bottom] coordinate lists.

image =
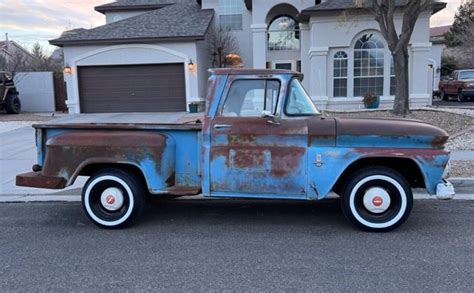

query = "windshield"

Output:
[[285, 79, 319, 116], [459, 71, 474, 80]]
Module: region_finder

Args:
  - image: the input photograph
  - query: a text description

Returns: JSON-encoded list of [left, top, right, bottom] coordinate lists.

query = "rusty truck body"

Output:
[[17, 69, 455, 231]]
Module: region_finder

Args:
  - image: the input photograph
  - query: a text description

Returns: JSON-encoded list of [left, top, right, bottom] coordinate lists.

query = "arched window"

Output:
[[333, 51, 348, 97], [267, 16, 299, 51], [353, 33, 385, 96]]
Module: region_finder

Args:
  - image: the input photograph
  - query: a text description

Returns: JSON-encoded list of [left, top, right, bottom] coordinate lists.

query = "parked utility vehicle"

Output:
[[0, 71, 21, 114], [439, 69, 474, 102], [17, 69, 454, 231]]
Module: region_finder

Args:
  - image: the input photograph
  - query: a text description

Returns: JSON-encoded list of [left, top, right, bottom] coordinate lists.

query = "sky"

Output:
[[0, 0, 465, 54]]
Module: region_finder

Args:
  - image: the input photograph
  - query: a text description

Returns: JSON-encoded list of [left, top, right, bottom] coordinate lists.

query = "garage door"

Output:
[[78, 63, 186, 113]]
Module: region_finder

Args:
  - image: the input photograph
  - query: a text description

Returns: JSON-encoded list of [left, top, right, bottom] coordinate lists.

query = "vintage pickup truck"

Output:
[[439, 69, 474, 102], [17, 69, 455, 231]]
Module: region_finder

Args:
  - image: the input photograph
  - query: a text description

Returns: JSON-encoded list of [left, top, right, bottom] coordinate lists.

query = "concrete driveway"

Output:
[[0, 125, 86, 196]]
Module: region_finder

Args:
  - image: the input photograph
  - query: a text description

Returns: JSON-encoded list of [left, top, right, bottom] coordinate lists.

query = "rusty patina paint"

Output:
[[16, 171, 66, 189], [19, 130, 175, 192]]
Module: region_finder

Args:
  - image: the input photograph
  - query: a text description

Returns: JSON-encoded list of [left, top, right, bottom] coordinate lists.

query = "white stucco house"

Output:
[[50, 0, 447, 113]]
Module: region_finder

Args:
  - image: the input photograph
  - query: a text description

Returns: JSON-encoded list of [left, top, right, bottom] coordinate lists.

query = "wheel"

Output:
[[82, 169, 145, 228], [5, 94, 21, 114], [340, 167, 413, 232], [440, 90, 448, 101], [457, 92, 466, 102]]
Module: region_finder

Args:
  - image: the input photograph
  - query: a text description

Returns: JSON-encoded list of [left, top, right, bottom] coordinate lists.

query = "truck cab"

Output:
[[17, 69, 454, 231]]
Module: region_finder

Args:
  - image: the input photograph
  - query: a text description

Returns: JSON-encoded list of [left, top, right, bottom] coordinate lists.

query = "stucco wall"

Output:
[[14, 72, 55, 112], [62, 42, 201, 113], [202, 0, 253, 68], [430, 43, 445, 92], [306, 11, 433, 110]]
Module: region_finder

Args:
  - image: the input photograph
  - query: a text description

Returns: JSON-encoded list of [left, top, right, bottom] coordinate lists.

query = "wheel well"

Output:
[[80, 163, 147, 187], [332, 157, 425, 195]]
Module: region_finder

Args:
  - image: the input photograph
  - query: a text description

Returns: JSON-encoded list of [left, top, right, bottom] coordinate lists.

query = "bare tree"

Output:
[[0, 50, 30, 73], [207, 27, 239, 68], [361, 0, 434, 115]]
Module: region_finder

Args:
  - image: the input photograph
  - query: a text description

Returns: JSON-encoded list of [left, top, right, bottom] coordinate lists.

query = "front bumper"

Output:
[[16, 171, 66, 189], [461, 88, 474, 97], [435, 179, 455, 200]]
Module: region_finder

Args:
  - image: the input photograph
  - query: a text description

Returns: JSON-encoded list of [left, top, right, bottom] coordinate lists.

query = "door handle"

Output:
[[213, 124, 232, 129]]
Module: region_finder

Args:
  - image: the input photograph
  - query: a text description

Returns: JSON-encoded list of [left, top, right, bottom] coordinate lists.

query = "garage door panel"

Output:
[[78, 64, 186, 113]]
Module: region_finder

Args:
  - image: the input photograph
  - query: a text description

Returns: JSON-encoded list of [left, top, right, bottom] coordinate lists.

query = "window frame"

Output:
[[219, 0, 243, 31], [353, 34, 385, 97], [284, 77, 320, 117], [333, 51, 348, 98], [219, 78, 282, 117]]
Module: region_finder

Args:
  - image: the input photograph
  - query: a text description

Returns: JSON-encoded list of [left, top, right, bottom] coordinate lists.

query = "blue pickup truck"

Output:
[[17, 69, 454, 231]]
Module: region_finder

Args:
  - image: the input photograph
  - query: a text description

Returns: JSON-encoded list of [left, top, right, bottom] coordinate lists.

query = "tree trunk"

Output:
[[392, 48, 410, 115]]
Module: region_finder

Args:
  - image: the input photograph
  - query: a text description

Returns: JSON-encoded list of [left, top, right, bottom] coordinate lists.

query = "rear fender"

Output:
[[42, 130, 176, 192]]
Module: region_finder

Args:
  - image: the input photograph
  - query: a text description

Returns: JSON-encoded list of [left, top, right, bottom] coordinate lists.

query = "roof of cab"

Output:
[[209, 68, 303, 78]]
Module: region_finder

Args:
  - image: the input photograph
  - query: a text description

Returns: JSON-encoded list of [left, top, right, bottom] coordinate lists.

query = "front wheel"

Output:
[[82, 169, 145, 228], [440, 90, 448, 101], [341, 167, 413, 232]]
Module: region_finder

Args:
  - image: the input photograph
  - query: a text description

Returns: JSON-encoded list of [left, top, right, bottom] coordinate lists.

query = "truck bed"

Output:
[[33, 112, 204, 130]]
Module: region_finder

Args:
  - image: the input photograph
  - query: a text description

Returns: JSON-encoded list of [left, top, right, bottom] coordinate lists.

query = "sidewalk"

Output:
[[0, 126, 86, 196]]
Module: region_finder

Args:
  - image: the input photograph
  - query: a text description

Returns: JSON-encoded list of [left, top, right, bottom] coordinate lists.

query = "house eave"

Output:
[[299, 1, 447, 22], [94, 4, 171, 14], [49, 35, 206, 47]]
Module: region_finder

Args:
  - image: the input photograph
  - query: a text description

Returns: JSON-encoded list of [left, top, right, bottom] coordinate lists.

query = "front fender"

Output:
[[307, 147, 449, 199]]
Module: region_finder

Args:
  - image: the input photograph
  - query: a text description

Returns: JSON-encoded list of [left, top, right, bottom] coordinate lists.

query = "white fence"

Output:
[[14, 72, 55, 112]]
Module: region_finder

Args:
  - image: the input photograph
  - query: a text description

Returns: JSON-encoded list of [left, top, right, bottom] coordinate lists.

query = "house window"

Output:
[[219, 0, 243, 30], [353, 33, 385, 97], [333, 51, 348, 97], [390, 57, 396, 95], [267, 16, 300, 51]]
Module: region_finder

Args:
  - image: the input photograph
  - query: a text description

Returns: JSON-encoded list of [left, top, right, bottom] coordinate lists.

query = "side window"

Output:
[[285, 79, 319, 115], [222, 79, 280, 117]]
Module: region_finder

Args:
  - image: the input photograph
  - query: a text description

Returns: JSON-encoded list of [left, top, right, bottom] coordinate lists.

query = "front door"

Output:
[[209, 78, 308, 198]]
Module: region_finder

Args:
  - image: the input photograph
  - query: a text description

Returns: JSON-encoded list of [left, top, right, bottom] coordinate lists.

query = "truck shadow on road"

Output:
[[134, 198, 355, 233]]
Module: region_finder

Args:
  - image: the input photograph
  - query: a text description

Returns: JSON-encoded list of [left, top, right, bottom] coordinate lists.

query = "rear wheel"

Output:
[[5, 94, 21, 114], [82, 169, 145, 228], [341, 167, 413, 232]]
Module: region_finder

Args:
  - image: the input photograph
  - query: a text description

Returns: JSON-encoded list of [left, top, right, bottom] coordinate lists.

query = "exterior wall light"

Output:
[[63, 65, 72, 75], [188, 59, 196, 72]]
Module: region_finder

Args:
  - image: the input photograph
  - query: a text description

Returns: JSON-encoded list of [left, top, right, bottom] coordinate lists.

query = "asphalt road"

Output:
[[0, 199, 472, 292]]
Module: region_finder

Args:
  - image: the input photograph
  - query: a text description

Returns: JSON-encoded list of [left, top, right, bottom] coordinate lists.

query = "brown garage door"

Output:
[[78, 63, 186, 113]]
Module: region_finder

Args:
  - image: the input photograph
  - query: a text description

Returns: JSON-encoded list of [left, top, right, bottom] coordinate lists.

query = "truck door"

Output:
[[209, 78, 308, 198]]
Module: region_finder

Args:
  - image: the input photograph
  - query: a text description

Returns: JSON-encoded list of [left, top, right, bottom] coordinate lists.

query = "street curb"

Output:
[[450, 177, 474, 188]]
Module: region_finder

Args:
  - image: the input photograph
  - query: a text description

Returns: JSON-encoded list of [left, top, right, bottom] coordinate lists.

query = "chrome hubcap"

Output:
[[100, 187, 124, 211], [362, 187, 391, 213]]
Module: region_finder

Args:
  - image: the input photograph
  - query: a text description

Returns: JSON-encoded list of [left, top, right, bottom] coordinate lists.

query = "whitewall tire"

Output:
[[341, 167, 413, 232], [82, 169, 145, 228]]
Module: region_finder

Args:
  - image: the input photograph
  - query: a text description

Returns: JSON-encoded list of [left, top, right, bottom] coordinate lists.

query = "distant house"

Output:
[[429, 25, 450, 93], [50, 0, 447, 114], [0, 35, 34, 71]]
